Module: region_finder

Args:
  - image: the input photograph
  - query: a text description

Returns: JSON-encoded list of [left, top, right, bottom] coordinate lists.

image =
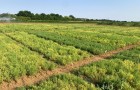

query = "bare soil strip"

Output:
[[1, 42, 140, 90]]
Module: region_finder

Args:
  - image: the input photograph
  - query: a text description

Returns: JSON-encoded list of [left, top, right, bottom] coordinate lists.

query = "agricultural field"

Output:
[[0, 33, 56, 83], [6, 31, 90, 65], [17, 46, 140, 90], [1, 23, 140, 54], [0, 23, 140, 90]]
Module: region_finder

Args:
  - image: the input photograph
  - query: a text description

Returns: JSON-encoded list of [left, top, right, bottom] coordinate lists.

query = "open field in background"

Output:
[[0, 23, 140, 90]]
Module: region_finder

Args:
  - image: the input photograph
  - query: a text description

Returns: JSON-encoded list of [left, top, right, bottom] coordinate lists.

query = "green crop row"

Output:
[[7, 31, 90, 65], [0, 33, 56, 83], [17, 74, 97, 90], [71, 46, 140, 89], [111, 46, 140, 63], [29, 29, 139, 54], [73, 59, 140, 90]]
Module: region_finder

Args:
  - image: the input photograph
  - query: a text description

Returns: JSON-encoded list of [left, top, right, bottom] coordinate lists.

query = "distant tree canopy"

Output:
[[16, 11, 34, 19], [96, 20, 140, 27], [69, 15, 75, 19], [0, 13, 15, 18], [16, 10, 76, 21]]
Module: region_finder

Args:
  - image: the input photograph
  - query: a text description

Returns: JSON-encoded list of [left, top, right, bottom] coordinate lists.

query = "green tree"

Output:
[[69, 15, 75, 19], [40, 13, 46, 20], [16, 10, 34, 19]]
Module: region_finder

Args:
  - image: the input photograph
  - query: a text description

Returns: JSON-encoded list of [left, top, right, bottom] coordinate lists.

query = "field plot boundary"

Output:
[[1, 41, 140, 90]]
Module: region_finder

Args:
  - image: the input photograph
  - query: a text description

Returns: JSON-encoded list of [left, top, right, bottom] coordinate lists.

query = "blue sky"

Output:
[[0, 0, 140, 21]]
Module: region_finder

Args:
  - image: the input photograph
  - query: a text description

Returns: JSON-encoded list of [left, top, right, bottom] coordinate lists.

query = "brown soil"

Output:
[[1, 42, 140, 90]]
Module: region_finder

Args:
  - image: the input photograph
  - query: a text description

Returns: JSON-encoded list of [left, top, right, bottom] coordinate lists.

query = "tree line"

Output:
[[0, 10, 140, 27], [95, 19, 140, 27], [16, 10, 77, 21]]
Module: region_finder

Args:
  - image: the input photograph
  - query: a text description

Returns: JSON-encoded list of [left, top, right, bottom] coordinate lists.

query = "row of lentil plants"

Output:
[[0, 33, 56, 83], [28, 29, 140, 55], [6, 31, 90, 65]]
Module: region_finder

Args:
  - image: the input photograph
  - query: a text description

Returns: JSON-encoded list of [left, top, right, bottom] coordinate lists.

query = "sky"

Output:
[[0, 0, 140, 21]]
